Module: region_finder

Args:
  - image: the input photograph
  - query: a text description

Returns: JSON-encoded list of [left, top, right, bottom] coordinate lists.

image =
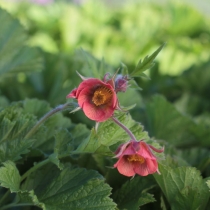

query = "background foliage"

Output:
[[0, 0, 209, 209]]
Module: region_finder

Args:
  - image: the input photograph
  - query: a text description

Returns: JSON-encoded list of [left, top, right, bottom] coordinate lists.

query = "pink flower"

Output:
[[66, 73, 118, 122], [114, 140, 164, 177]]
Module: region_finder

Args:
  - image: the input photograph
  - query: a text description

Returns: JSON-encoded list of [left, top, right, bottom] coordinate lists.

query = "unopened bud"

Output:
[[115, 75, 129, 92]]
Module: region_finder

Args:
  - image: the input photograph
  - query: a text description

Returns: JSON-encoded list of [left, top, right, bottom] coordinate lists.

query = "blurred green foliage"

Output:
[[0, 0, 209, 75]]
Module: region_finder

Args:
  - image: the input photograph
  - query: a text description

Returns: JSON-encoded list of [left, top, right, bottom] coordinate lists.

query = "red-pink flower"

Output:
[[114, 140, 164, 177], [66, 73, 118, 122]]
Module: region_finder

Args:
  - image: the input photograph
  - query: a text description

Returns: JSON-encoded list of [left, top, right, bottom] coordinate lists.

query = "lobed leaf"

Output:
[[19, 164, 116, 210], [0, 104, 37, 163], [154, 164, 210, 210], [0, 161, 21, 192]]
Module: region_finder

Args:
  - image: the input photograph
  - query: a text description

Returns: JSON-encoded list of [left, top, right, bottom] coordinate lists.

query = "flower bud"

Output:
[[115, 75, 129, 92]]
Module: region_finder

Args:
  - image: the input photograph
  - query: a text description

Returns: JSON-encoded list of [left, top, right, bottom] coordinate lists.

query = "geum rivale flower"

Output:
[[66, 72, 119, 122], [114, 140, 164, 177]]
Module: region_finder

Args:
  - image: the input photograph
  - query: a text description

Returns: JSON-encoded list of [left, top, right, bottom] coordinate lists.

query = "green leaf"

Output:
[[207, 180, 210, 191], [75, 49, 114, 79], [145, 95, 198, 146], [0, 99, 72, 163], [19, 164, 116, 210], [154, 164, 210, 210], [0, 104, 37, 163], [69, 123, 90, 148], [130, 43, 165, 78], [0, 161, 21, 192], [50, 128, 74, 169], [54, 128, 74, 157], [75, 113, 149, 155], [113, 176, 156, 210], [0, 8, 43, 79]]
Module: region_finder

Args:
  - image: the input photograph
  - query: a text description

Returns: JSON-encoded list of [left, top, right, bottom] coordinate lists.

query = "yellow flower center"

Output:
[[127, 154, 145, 164], [92, 86, 113, 106]]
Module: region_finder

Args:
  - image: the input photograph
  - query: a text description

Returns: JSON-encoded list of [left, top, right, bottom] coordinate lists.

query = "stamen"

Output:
[[127, 154, 145, 164], [92, 86, 113, 106]]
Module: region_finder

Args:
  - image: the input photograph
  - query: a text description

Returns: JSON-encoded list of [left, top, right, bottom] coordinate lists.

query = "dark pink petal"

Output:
[[77, 86, 93, 107], [114, 156, 135, 177], [82, 101, 114, 122], [76, 78, 107, 98], [66, 88, 78, 99]]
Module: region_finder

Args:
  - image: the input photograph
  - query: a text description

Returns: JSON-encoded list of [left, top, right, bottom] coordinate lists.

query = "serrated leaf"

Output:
[[0, 161, 21, 192], [19, 164, 116, 210], [113, 176, 156, 210], [75, 113, 149, 155], [154, 164, 210, 210], [0, 99, 72, 163], [0, 8, 43, 79], [145, 95, 198, 146], [0, 104, 37, 163], [130, 43, 165, 78]]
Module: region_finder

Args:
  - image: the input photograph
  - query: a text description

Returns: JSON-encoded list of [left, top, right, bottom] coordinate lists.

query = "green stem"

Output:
[[0, 203, 33, 210], [24, 103, 73, 139], [111, 116, 137, 141]]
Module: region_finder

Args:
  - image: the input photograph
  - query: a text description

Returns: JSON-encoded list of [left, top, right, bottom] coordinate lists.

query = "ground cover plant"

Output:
[[0, 0, 210, 210]]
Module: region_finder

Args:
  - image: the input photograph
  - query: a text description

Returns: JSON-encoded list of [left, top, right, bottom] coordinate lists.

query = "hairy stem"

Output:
[[111, 116, 137, 141], [24, 103, 73, 139]]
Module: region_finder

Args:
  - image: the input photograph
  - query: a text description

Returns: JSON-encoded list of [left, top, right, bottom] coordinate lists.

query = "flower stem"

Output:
[[111, 116, 137, 141], [24, 103, 73, 139]]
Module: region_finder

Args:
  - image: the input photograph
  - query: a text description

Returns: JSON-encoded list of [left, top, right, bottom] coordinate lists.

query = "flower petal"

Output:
[[66, 88, 78, 98], [114, 156, 135, 177], [134, 158, 158, 176], [133, 161, 149, 176], [114, 141, 132, 158]]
